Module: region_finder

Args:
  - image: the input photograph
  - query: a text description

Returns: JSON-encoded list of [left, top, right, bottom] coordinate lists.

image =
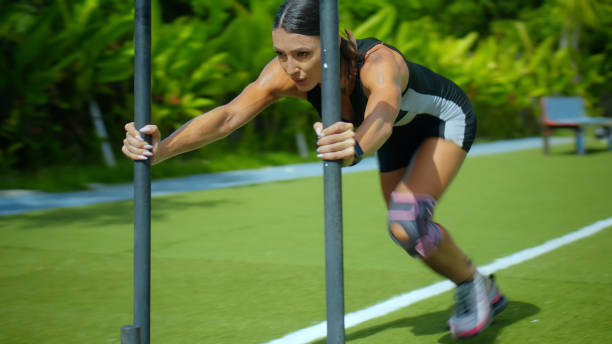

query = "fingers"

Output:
[[315, 121, 356, 161], [313, 122, 323, 137], [122, 122, 159, 161], [139, 124, 160, 138], [317, 141, 356, 161], [316, 121, 354, 148], [317, 128, 354, 147], [122, 144, 149, 161], [314, 121, 354, 136]]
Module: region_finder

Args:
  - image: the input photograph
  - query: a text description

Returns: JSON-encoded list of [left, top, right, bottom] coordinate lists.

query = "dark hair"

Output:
[[273, 0, 319, 36], [273, 0, 363, 93]]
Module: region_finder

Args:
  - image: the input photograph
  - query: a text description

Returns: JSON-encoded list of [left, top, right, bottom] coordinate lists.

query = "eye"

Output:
[[297, 51, 310, 58], [275, 50, 286, 58]]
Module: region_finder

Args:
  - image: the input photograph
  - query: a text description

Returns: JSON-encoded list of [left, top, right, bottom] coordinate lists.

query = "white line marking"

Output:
[[262, 217, 612, 344]]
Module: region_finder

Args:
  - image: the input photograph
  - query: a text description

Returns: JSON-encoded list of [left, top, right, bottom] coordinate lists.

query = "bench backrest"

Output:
[[541, 97, 586, 121]]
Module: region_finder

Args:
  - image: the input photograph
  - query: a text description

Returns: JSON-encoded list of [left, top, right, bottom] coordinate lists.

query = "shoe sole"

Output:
[[450, 312, 492, 339], [491, 293, 508, 317], [449, 281, 508, 339]]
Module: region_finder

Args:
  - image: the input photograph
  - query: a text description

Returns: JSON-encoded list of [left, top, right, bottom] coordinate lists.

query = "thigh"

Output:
[[380, 167, 407, 205], [377, 115, 443, 173], [377, 116, 440, 205], [394, 137, 467, 200]]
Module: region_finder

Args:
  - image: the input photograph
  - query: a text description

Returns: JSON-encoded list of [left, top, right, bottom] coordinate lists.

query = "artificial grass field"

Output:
[[1, 143, 611, 343]]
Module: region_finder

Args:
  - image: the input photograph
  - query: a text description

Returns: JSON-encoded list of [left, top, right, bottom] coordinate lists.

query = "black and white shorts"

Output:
[[376, 104, 477, 173]]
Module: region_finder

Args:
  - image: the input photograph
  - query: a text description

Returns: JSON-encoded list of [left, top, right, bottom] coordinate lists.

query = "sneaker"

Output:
[[448, 272, 505, 339], [488, 274, 507, 317]]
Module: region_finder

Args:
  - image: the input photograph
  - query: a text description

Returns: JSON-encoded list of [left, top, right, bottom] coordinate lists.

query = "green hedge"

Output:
[[1, 0, 610, 172]]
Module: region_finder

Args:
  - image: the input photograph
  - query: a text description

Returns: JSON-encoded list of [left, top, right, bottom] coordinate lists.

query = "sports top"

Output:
[[306, 37, 476, 151]]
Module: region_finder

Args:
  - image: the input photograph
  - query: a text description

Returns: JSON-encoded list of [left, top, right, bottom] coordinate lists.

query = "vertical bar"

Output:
[[542, 129, 550, 155], [121, 325, 141, 344], [133, 1, 152, 344], [576, 127, 585, 155], [319, 1, 345, 343]]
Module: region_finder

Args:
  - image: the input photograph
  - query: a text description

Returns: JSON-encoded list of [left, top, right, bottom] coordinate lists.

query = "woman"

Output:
[[122, 0, 506, 338]]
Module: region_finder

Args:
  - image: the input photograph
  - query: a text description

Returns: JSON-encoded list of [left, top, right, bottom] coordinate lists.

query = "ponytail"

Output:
[[340, 29, 363, 94]]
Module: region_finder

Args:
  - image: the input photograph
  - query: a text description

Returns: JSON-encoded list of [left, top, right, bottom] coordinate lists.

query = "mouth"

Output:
[[293, 78, 307, 86]]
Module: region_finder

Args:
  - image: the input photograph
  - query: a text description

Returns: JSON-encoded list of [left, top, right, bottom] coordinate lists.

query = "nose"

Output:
[[286, 58, 300, 75]]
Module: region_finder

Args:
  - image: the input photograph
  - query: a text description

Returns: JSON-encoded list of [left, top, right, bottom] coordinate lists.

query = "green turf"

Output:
[[0, 145, 611, 343], [331, 227, 612, 344]]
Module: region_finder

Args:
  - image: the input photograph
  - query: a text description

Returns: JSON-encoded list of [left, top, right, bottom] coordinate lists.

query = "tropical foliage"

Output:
[[1, 0, 611, 172]]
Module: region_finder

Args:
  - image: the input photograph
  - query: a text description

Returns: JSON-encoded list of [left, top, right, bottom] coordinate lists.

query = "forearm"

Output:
[[153, 106, 232, 164], [354, 98, 397, 156]]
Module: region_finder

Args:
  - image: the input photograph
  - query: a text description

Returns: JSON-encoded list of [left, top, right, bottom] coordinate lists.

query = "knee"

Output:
[[387, 192, 442, 258]]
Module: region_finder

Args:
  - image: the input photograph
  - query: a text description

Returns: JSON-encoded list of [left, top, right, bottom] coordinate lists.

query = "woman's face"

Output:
[[272, 28, 321, 91]]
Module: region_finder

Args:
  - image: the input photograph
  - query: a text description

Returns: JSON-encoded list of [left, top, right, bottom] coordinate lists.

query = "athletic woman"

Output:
[[122, 0, 506, 338]]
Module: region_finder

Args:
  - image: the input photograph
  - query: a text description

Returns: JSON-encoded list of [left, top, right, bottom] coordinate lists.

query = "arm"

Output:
[[122, 58, 301, 164], [354, 45, 408, 155], [315, 45, 408, 165]]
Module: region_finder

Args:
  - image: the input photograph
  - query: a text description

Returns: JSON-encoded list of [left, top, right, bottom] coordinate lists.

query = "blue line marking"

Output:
[[0, 137, 571, 215]]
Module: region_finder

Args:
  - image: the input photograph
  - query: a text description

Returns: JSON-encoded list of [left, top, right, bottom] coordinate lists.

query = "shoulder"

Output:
[[253, 58, 305, 99], [359, 44, 409, 93], [361, 41, 409, 73]]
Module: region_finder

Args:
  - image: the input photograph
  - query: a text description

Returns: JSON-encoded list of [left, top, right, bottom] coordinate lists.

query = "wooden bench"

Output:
[[540, 96, 612, 155]]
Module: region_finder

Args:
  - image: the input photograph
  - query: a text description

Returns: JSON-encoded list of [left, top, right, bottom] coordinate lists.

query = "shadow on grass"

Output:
[[312, 300, 539, 343], [437, 301, 540, 343], [4, 196, 235, 230]]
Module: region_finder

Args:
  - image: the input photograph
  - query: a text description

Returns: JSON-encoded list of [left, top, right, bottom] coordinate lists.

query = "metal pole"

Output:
[[121, 325, 141, 344], [319, 1, 345, 343], [122, 1, 151, 344]]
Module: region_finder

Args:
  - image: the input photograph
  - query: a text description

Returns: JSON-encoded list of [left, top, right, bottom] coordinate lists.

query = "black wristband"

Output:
[[350, 140, 364, 166]]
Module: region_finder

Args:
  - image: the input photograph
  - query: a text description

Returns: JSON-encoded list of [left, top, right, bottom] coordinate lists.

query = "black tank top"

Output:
[[306, 38, 472, 128]]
